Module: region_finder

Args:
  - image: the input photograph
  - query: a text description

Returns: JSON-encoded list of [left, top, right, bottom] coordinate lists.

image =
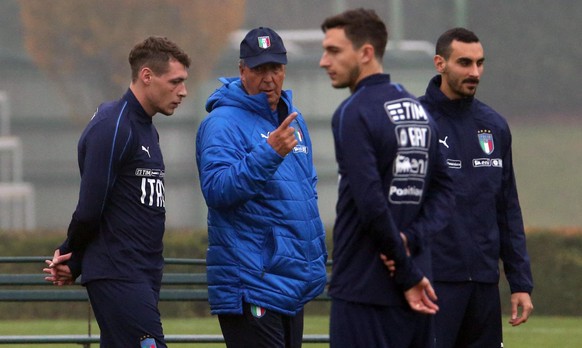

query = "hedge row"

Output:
[[499, 228, 582, 317], [0, 228, 580, 318]]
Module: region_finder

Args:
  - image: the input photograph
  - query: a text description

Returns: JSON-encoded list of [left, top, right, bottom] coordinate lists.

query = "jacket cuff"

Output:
[[401, 229, 420, 255], [67, 253, 83, 281], [393, 258, 424, 290], [510, 285, 533, 295]]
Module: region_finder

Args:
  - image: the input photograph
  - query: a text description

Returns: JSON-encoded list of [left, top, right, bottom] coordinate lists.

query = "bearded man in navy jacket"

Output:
[[419, 27, 534, 348]]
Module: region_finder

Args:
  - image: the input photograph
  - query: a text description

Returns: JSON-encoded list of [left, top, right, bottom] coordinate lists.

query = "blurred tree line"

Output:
[[244, 0, 582, 118], [462, 1, 581, 117], [18, 0, 246, 122], [406, 0, 581, 118], [2, 0, 579, 120]]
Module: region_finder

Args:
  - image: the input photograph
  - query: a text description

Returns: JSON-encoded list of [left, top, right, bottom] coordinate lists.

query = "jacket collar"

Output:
[[123, 89, 152, 124], [425, 75, 474, 116], [354, 73, 391, 92]]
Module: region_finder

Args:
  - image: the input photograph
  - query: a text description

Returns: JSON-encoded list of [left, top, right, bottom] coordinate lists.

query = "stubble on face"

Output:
[[442, 66, 479, 99], [439, 41, 484, 100], [336, 64, 361, 90], [320, 28, 361, 92]]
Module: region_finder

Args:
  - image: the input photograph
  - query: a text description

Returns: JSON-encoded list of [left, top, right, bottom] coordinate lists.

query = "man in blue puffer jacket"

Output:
[[196, 27, 327, 348]]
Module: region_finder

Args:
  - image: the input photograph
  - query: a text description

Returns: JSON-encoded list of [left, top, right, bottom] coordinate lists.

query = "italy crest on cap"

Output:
[[478, 130, 494, 155], [258, 36, 271, 49]]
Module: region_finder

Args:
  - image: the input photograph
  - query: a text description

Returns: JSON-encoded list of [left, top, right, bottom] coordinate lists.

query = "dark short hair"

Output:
[[321, 8, 388, 60], [435, 27, 480, 59], [129, 36, 191, 81]]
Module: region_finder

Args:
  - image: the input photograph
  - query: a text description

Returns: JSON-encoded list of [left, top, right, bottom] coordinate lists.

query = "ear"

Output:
[[239, 64, 249, 87], [434, 55, 446, 73], [139, 67, 153, 85], [360, 44, 375, 64]]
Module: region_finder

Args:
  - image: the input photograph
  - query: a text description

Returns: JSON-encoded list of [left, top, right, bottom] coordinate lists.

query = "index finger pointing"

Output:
[[278, 112, 298, 129]]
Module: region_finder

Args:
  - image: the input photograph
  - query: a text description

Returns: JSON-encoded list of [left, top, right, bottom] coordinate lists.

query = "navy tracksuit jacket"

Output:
[[329, 74, 455, 306], [59, 89, 166, 287], [419, 75, 533, 294]]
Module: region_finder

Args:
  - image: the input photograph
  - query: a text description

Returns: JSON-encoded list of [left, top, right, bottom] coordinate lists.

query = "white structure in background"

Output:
[[0, 91, 36, 231], [228, 29, 434, 57]]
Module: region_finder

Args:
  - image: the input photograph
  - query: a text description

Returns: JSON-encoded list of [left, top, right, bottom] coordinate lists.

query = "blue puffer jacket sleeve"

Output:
[[197, 112, 283, 209]]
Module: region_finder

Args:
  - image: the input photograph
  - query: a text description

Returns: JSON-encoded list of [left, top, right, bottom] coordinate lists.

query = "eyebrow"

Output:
[[457, 56, 485, 63], [169, 76, 187, 83]]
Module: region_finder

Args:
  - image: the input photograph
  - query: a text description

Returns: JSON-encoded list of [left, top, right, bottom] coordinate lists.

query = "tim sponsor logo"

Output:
[[385, 98, 429, 124], [135, 168, 165, 178]]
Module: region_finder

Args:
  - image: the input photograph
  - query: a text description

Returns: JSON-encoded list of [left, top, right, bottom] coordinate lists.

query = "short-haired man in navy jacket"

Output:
[[419, 27, 534, 348], [44, 36, 191, 347], [320, 8, 455, 347]]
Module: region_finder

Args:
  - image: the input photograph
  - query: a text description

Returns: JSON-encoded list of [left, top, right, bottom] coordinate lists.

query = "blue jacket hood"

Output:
[[205, 77, 294, 123]]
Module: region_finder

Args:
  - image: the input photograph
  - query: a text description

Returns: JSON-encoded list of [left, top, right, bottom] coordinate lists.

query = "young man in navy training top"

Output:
[[196, 27, 327, 348], [418, 27, 534, 348], [43, 36, 191, 348], [319, 8, 455, 347]]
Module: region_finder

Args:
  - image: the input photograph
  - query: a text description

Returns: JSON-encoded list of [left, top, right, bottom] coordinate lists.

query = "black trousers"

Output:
[[330, 298, 433, 348], [218, 301, 304, 348], [434, 282, 503, 348]]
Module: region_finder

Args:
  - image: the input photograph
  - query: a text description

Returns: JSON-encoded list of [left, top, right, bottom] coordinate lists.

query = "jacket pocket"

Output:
[[261, 228, 277, 273]]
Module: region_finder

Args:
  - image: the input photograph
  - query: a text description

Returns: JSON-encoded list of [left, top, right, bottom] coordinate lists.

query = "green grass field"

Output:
[[0, 315, 580, 347]]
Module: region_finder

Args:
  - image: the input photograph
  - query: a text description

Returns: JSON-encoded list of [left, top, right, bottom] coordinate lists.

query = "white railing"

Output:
[[0, 91, 9, 136], [0, 137, 22, 182], [0, 92, 36, 231], [0, 183, 35, 230]]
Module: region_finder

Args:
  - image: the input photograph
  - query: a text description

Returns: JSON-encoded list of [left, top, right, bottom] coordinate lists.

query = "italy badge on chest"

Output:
[[478, 129, 494, 155]]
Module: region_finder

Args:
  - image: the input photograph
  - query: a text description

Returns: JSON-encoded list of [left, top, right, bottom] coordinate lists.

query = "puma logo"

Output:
[[141, 146, 151, 158], [439, 136, 449, 148]]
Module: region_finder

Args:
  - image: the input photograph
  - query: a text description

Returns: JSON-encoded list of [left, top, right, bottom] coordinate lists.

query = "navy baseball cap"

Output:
[[240, 27, 287, 68]]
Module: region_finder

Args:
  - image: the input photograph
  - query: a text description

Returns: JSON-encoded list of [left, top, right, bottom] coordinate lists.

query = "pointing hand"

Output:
[[267, 112, 298, 156]]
